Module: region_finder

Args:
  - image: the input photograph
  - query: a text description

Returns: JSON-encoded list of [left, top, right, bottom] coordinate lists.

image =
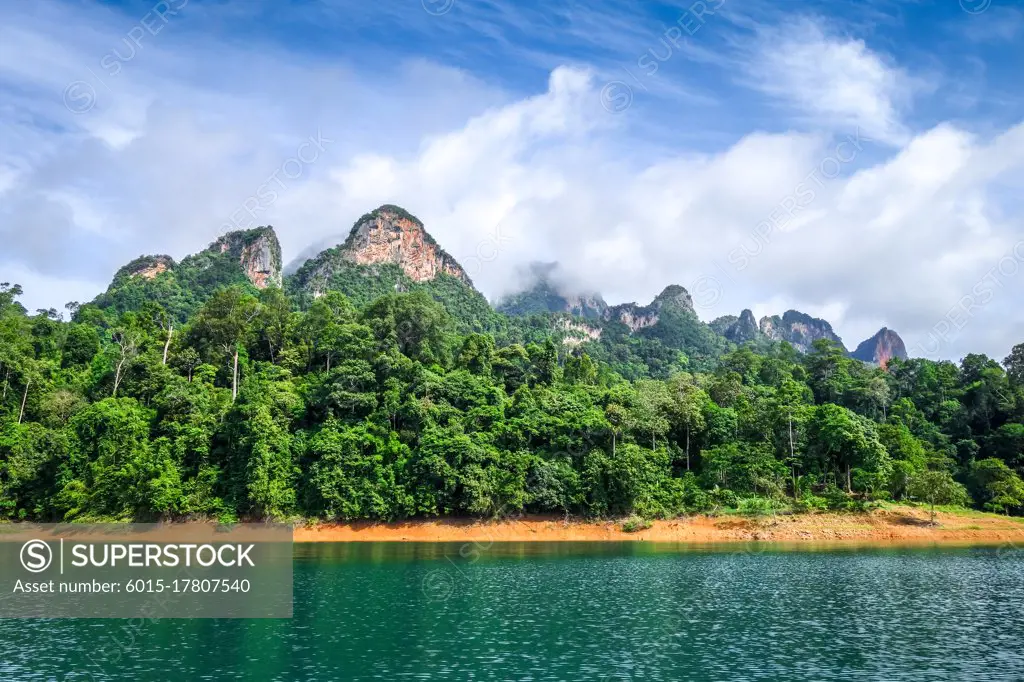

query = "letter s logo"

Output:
[[20, 540, 53, 573]]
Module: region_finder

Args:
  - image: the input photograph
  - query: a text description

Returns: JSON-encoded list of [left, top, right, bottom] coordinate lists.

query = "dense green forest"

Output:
[[2, 261, 1024, 522]]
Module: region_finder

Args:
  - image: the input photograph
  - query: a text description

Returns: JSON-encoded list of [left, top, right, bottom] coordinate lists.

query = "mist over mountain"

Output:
[[283, 235, 347, 277]]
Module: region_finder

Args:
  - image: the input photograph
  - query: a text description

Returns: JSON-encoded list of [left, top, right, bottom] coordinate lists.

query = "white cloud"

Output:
[[2, 1, 1024, 365], [742, 17, 923, 146]]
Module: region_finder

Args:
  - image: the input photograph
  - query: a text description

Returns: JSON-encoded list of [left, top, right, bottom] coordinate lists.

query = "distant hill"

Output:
[[86, 226, 281, 322], [850, 327, 908, 368], [284, 205, 495, 331], [84, 204, 911, 374]]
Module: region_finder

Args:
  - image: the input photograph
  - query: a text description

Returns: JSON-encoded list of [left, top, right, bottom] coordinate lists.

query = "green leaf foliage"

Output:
[[2, 268, 1024, 523]]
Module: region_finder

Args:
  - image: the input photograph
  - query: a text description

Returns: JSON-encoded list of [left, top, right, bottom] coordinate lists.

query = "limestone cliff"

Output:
[[713, 309, 759, 344], [341, 205, 470, 284], [604, 303, 660, 331], [603, 285, 694, 331], [850, 328, 908, 368], [554, 316, 603, 347], [759, 310, 846, 353], [291, 205, 472, 299], [115, 255, 176, 281], [208, 226, 283, 289]]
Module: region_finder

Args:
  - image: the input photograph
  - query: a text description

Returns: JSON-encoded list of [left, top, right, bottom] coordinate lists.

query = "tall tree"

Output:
[[189, 288, 261, 401], [666, 373, 707, 471]]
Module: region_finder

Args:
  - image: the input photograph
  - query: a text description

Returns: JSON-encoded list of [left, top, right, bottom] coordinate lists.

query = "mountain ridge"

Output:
[[85, 203, 909, 366]]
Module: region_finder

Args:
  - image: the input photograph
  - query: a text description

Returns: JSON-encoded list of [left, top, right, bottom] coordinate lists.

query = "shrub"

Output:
[[621, 515, 653, 533], [822, 485, 852, 510], [708, 487, 738, 509], [793, 494, 829, 512], [737, 497, 780, 516], [663, 472, 711, 513]]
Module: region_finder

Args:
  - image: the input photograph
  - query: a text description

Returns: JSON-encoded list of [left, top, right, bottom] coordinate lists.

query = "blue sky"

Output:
[[1, 0, 1024, 361]]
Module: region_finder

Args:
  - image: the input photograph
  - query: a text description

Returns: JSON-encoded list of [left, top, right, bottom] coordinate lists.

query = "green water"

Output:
[[2, 542, 1023, 680]]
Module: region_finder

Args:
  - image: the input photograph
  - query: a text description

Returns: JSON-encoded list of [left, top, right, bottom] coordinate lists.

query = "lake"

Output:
[[2, 542, 1023, 680]]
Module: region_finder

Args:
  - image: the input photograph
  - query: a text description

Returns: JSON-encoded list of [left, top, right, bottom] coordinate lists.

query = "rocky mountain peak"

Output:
[[209, 226, 283, 289], [851, 327, 908, 368], [759, 310, 846, 353], [711, 309, 761, 344], [725, 309, 759, 343], [340, 205, 471, 286], [651, 285, 694, 313], [601, 285, 696, 332], [737, 308, 756, 328]]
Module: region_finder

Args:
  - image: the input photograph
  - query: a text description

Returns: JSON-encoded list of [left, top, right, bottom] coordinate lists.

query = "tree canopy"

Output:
[[2, 278, 1023, 522]]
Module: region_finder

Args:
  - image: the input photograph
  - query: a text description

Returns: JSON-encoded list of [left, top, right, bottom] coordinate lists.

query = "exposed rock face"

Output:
[[290, 206, 473, 299], [554, 316, 602, 347], [209, 226, 283, 289], [650, 285, 694, 313], [719, 309, 759, 343], [562, 293, 609, 319], [602, 285, 694, 331], [759, 310, 846, 353], [605, 303, 659, 331], [851, 328, 908, 368], [120, 255, 175, 280], [242, 235, 281, 289], [341, 205, 471, 285]]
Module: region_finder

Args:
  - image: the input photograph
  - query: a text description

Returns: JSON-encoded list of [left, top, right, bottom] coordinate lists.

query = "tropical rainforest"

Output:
[[1, 213, 1023, 523]]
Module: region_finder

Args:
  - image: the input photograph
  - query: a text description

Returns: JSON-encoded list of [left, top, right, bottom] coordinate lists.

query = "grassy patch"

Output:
[[930, 505, 1011, 520]]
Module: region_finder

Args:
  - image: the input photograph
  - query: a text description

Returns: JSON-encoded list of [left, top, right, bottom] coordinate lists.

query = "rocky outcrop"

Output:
[[715, 309, 759, 344], [117, 255, 175, 281], [851, 328, 907, 368], [341, 205, 470, 285], [562, 293, 609, 319], [554, 316, 602, 347], [605, 303, 659, 331], [243, 234, 282, 289], [759, 310, 846, 353], [97, 228, 281, 321], [290, 206, 472, 298], [650, 285, 694, 313], [602, 285, 694, 331], [208, 226, 283, 289]]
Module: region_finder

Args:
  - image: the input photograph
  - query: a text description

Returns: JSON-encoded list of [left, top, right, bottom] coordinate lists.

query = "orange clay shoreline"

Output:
[[293, 507, 1024, 547]]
